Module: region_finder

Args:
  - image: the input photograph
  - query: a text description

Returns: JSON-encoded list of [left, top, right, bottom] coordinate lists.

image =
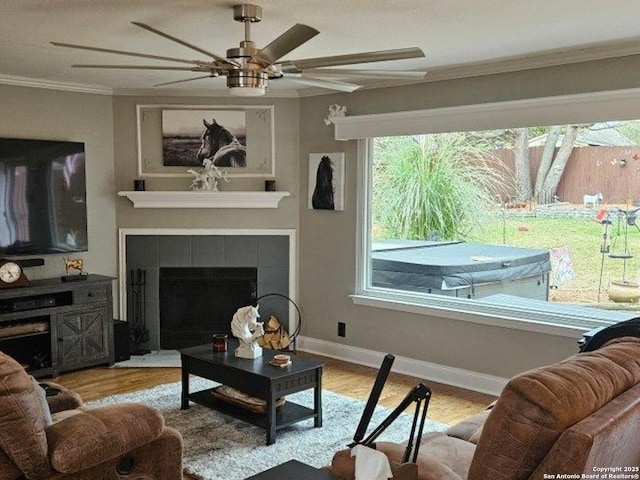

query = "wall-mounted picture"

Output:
[[137, 105, 274, 178], [162, 109, 246, 167], [308, 152, 345, 211]]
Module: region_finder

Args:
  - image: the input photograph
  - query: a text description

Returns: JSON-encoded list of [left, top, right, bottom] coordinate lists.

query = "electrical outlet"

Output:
[[338, 322, 346, 337]]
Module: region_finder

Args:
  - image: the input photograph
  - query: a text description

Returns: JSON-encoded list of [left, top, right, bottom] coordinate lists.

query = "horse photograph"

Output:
[[197, 118, 246, 167], [161, 109, 246, 167], [308, 152, 345, 211]]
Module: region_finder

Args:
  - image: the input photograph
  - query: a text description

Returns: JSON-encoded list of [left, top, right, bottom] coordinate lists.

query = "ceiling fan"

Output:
[[51, 4, 427, 96]]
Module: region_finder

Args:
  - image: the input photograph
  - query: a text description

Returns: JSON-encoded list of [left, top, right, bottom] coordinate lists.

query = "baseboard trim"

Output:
[[297, 336, 508, 396]]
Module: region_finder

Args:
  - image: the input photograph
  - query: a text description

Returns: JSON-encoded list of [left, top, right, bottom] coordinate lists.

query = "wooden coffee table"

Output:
[[179, 340, 324, 445]]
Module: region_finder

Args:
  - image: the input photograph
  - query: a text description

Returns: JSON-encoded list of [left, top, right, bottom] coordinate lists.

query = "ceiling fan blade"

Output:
[[51, 41, 201, 65], [131, 22, 239, 67], [279, 47, 425, 72], [302, 68, 427, 79], [248, 24, 319, 68], [154, 75, 214, 87], [72, 64, 200, 71], [287, 75, 362, 93]]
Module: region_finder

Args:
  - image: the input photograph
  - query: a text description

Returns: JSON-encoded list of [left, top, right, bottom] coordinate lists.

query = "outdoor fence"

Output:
[[493, 145, 640, 205]]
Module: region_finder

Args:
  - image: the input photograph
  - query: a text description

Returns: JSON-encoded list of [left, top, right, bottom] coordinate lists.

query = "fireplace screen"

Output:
[[159, 267, 257, 349]]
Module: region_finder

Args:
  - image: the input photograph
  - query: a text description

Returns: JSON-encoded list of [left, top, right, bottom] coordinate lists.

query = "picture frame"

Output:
[[136, 104, 274, 178], [308, 152, 345, 211]]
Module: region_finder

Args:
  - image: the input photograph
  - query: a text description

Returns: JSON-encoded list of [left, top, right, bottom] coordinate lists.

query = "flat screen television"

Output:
[[0, 138, 88, 255]]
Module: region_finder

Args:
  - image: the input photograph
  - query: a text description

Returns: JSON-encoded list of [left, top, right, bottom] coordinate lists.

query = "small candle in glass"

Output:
[[212, 334, 228, 352]]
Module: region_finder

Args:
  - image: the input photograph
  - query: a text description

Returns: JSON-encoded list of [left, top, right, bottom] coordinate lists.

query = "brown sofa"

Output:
[[0, 351, 183, 480], [327, 337, 640, 480]]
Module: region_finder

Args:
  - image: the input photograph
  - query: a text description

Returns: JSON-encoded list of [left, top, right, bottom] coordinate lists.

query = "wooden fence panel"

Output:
[[492, 146, 640, 205]]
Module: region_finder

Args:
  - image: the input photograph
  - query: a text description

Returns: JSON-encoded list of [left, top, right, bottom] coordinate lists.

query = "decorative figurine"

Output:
[[324, 104, 347, 126], [64, 257, 84, 276], [62, 257, 87, 282], [231, 305, 264, 359], [187, 158, 229, 191]]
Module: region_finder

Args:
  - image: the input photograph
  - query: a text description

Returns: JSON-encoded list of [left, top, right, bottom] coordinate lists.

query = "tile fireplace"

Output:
[[119, 229, 295, 351]]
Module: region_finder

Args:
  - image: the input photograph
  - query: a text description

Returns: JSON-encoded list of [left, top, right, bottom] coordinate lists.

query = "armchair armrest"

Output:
[[445, 401, 496, 444], [40, 382, 83, 413], [444, 410, 490, 444], [46, 403, 164, 474]]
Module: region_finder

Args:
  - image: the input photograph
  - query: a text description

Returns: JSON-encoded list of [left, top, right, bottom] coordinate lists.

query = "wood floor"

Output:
[[54, 353, 496, 479]]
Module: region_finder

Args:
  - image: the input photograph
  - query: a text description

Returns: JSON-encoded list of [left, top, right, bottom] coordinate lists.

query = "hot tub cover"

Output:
[[371, 240, 551, 290]]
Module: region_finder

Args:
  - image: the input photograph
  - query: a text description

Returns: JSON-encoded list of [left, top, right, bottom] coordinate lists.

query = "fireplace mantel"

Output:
[[118, 190, 290, 209]]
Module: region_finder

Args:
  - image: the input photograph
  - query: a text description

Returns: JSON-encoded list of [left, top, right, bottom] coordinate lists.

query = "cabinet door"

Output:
[[57, 307, 109, 371]]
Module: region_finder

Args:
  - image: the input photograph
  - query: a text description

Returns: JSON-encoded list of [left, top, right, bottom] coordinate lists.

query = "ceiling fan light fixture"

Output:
[[227, 70, 268, 96], [52, 4, 427, 96], [229, 85, 266, 97]]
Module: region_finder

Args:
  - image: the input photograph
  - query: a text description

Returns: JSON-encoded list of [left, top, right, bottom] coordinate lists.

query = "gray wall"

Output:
[[0, 84, 116, 282], [113, 95, 300, 231], [298, 56, 640, 379], [5, 54, 640, 380]]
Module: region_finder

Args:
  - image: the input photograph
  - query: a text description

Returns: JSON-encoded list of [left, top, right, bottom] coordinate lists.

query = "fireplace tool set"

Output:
[[129, 268, 150, 354]]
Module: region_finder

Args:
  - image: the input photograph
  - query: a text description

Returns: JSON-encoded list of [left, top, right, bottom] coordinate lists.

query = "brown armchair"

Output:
[[327, 337, 640, 480], [0, 351, 183, 480]]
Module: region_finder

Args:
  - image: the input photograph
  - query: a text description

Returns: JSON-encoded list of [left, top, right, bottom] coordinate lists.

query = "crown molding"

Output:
[[0, 73, 301, 98], [0, 74, 113, 95], [425, 37, 640, 83]]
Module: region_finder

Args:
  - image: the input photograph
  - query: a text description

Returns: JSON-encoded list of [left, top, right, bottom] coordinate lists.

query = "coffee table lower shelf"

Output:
[[188, 388, 316, 430]]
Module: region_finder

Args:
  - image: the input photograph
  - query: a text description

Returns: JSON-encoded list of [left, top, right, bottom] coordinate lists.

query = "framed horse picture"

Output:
[[162, 109, 246, 167], [136, 105, 274, 177], [308, 152, 345, 211]]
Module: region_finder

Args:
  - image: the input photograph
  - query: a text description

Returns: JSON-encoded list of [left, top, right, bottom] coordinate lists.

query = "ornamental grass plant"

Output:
[[372, 133, 513, 241]]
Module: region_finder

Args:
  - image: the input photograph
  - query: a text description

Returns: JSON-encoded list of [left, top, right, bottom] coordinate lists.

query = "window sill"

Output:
[[350, 292, 627, 338]]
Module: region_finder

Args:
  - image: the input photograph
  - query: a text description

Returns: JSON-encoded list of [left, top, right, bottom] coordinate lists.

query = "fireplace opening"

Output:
[[159, 267, 257, 349]]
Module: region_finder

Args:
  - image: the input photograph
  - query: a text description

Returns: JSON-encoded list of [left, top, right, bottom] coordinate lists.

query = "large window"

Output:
[[344, 90, 640, 334]]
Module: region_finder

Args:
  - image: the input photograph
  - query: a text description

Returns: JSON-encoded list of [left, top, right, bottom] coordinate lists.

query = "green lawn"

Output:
[[467, 215, 640, 303]]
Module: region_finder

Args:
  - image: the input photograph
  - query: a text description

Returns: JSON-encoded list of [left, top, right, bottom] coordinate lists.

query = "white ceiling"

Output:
[[2, 0, 640, 97]]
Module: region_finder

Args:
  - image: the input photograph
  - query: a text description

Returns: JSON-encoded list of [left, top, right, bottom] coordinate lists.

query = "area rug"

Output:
[[89, 378, 448, 480]]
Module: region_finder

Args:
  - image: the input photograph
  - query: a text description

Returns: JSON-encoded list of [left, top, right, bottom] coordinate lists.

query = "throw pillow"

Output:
[[29, 376, 53, 427]]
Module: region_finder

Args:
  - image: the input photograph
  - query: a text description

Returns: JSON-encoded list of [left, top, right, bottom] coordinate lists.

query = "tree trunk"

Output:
[[534, 125, 562, 201], [513, 128, 532, 202], [540, 125, 579, 198]]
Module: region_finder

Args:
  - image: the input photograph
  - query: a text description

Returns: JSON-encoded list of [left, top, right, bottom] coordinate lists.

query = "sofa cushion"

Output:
[[0, 448, 22, 480], [0, 352, 52, 479], [468, 337, 640, 480], [47, 403, 165, 473], [530, 381, 640, 478]]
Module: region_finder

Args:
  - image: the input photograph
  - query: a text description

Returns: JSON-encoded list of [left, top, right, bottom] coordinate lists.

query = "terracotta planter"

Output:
[[608, 280, 640, 303]]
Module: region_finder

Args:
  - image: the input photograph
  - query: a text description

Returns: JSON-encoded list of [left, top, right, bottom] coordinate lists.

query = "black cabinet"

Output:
[[0, 275, 115, 378]]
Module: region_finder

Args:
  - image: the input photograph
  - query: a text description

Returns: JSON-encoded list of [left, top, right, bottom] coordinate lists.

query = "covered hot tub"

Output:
[[371, 240, 551, 300]]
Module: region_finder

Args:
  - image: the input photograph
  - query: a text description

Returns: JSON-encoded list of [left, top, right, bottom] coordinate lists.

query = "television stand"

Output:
[[61, 274, 88, 282], [0, 274, 115, 378]]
